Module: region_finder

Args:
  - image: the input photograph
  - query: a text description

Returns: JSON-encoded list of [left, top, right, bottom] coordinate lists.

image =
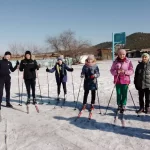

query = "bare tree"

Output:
[[46, 30, 91, 62]]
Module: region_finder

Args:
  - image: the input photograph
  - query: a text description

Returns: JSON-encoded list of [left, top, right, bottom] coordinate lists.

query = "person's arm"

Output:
[[65, 64, 73, 72], [94, 66, 100, 78], [134, 65, 139, 84], [125, 61, 134, 76], [110, 61, 118, 76], [34, 60, 39, 70], [19, 60, 24, 72], [9, 61, 19, 72]]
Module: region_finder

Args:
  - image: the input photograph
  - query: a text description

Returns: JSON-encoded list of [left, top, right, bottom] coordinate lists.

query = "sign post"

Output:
[[112, 32, 126, 61]]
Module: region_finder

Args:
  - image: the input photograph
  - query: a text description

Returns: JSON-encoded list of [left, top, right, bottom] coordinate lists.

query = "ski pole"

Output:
[[96, 79, 102, 114], [128, 88, 139, 116], [104, 74, 120, 115], [74, 78, 83, 110], [47, 71, 51, 104], [36, 71, 43, 104], [18, 69, 21, 106], [20, 79, 24, 105]]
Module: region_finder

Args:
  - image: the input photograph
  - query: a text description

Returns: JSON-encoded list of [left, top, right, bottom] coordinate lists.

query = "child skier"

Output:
[[110, 49, 134, 113], [80, 55, 100, 110], [46, 57, 73, 99], [134, 53, 150, 114]]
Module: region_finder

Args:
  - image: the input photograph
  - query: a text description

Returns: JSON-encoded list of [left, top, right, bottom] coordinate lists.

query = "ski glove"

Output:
[[70, 68, 74, 72], [16, 60, 19, 65], [80, 74, 84, 78], [90, 74, 97, 79], [46, 68, 50, 72]]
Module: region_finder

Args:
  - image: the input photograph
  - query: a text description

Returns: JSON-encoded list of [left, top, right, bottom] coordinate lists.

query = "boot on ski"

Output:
[[26, 98, 30, 105], [6, 102, 13, 108], [81, 104, 86, 110], [145, 107, 150, 114], [33, 98, 37, 105], [120, 105, 125, 113], [90, 104, 94, 111], [137, 108, 144, 114]]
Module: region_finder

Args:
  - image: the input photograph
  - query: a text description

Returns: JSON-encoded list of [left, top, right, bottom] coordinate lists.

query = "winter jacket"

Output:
[[134, 61, 150, 90], [19, 59, 39, 79], [110, 57, 134, 84], [0, 58, 17, 77], [81, 63, 100, 91], [49, 63, 72, 83]]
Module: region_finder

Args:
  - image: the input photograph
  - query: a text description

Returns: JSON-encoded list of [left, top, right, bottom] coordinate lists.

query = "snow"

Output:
[[0, 58, 150, 150]]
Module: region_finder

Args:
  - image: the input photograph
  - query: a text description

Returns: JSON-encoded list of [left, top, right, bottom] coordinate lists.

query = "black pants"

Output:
[[83, 90, 96, 105], [0, 76, 11, 104], [57, 82, 67, 95], [138, 88, 150, 109], [24, 79, 36, 99]]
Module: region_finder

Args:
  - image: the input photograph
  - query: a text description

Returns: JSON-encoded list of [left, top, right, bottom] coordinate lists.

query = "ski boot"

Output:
[[26, 98, 30, 105], [6, 102, 13, 108], [145, 107, 150, 114], [81, 104, 86, 110], [120, 105, 126, 113], [90, 104, 94, 111], [33, 98, 37, 105], [137, 108, 144, 114]]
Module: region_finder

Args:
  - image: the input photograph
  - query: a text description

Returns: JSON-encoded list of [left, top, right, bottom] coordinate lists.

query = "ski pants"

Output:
[[0, 75, 11, 105], [138, 88, 150, 109], [57, 81, 67, 95], [24, 79, 36, 99], [116, 84, 128, 106], [83, 90, 96, 105]]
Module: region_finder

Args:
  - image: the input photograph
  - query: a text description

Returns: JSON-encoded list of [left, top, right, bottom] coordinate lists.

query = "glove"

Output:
[[46, 68, 49, 72], [70, 68, 74, 72], [90, 75, 95, 79], [80, 74, 84, 78], [16, 60, 19, 65]]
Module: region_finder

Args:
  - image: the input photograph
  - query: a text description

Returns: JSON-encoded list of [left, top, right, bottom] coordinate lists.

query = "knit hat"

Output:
[[87, 55, 95, 60], [142, 53, 150, 59], [57, 57, 63, 61], [25, 51, 31, 56], [4, 51, 11, 56]]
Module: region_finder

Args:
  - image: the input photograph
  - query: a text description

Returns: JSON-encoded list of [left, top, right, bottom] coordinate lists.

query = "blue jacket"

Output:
[[49, 63, 72, 83], [81, 64, 100, 90]]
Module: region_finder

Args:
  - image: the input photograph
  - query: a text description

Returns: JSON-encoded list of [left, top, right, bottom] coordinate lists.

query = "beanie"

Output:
[[5, 51, 11, 56], [25, 51, 31, 56]]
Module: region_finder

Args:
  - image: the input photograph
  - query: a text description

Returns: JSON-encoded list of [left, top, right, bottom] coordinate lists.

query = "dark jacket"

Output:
[[81, 64, 100, 90], [0, 58, 17, 77], [134, 61, 150, 90], [19, 59, 39, 79], [49, 62, 72, 83]]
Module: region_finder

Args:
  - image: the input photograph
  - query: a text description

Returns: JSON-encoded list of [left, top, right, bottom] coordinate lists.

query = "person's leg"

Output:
[[138, 89, 145, 112], [83, 90, 89, 105], [121, 84, 128, 106], [91, 90, 96, 110], [91, 90, 96, 104], [31, 79, 36, 104], [62, 82, 67, 95], [5, 76, 12, 107], [116, 84, 121, 107], [144, 88, 150, 113], [0, 78, 5, 109], [57, 82, 61, 98], [24, 79, 31, 104]]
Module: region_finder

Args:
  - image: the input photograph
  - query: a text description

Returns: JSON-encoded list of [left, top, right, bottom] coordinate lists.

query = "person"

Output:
[[0, 51, 19, 109], [19, 51, 39, 105], [80, 55, 100, 110], [134, 53, 150, 114], [110, 49, 134, 113], [46, 57, 73, 99]]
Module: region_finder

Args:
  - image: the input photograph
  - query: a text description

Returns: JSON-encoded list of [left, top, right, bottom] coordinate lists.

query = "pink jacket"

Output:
[[110, 58, 134, 84]]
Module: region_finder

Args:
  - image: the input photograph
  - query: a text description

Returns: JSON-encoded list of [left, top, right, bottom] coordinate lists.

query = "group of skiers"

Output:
[[0, 49, 150, 114]]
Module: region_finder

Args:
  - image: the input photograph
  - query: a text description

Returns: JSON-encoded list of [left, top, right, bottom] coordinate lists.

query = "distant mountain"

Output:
[[95, 32, 150, 50]]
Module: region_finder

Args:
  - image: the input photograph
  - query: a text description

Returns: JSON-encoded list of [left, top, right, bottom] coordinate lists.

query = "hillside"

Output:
[[95, 32, 150, 50]]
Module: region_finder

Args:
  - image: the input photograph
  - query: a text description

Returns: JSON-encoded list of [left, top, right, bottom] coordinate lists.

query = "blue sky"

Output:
[[0, 0, 150, 53]]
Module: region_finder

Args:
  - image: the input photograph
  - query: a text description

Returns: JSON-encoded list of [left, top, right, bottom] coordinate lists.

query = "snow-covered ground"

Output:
[[0, 58, 150, 150]]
